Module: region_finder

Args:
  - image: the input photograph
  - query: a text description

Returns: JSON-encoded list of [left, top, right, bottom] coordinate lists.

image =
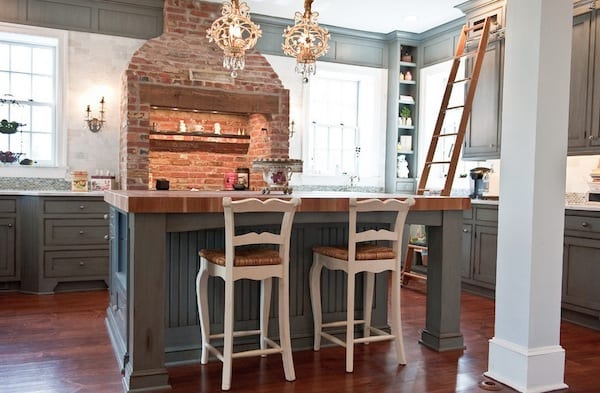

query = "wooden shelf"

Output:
[[399, 61, 417, 67], [149, 130, 250, 139]]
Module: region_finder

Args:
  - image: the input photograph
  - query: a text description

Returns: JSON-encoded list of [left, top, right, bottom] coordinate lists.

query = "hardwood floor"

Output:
[[1, 283, 599, 392]]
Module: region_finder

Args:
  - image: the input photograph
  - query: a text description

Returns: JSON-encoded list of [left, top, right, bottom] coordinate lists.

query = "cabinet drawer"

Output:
[[463, 208, 474, 220], [565, 215, 600, 234], [0, 198, 16, 213], [475, 207, 498, 222], [44, 199, 108, 214], [45, 219, 109, 245], [44, 250, 108, 278]]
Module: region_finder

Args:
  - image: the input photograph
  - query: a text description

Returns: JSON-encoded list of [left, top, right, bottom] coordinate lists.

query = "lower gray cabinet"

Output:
[[0, 197, 18, 286], [461, 203, 498, 297], [562, 210, 600, 329], [20, 196, 109, 293]]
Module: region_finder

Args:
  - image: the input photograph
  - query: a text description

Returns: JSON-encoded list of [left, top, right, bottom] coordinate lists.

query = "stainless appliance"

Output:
[[469, 167, 491, 199]]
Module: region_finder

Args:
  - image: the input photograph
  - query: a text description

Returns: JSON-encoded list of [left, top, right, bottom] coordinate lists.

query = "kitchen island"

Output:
[[103, 190, 470, 393]]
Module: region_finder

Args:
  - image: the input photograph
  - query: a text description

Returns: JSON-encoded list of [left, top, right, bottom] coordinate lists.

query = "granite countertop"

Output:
[[469, 198, 600, 212], [0, 190, 106, 197]]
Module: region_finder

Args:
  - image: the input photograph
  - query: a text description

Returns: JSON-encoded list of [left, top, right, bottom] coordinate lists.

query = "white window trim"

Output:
[[0, 22, 68, 179]]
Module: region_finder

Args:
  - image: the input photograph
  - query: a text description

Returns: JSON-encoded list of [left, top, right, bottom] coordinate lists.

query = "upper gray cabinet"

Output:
[[569, 1, 600, 154], [457, 0, 506, 160]]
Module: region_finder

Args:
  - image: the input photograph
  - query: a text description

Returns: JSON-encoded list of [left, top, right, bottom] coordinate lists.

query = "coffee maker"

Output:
[[469, 167, 491, 199]]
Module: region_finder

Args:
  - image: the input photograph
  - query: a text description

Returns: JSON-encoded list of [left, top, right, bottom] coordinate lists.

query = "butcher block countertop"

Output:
[[104, 190, 471, 213]]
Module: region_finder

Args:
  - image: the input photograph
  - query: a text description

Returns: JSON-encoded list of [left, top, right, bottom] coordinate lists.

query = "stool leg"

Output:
[[363, 272, 375, 341], [196, 260, 210, 365], [346, 270, 356, 373], [390, 269, 407, 365], [260, 278, 272, 356], [309, 258, 323, 351], [279, 275, 296, 381], [221, 278, 235, 391]]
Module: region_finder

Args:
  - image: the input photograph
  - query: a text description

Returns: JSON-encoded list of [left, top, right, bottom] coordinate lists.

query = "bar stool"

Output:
[[309, 197, 415, 373], [196, 197, 300, 391]]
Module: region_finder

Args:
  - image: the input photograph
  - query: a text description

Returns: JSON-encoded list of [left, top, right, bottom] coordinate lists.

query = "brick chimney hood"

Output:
[[120, 0, 290, 190]]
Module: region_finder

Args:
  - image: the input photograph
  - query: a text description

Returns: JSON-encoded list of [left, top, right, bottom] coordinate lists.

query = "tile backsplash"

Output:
[[0, 177, 70, 190]]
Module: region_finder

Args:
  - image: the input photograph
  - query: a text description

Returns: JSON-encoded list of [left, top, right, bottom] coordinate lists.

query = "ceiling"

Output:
[[205, 0, 466, 34]]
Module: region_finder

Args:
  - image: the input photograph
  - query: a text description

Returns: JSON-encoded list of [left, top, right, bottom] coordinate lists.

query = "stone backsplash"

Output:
[[0, 177, 70, 190]]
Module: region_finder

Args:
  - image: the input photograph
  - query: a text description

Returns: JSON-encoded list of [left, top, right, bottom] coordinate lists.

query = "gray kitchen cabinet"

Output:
[[20, 196, 109, 293], [461, 203, 498, 297], [385, 34, 420, 193], [457, 0, 506, 160], [562, 210, 600, 330], [0, 197, 18, 286], [568, 1, 600, 154]]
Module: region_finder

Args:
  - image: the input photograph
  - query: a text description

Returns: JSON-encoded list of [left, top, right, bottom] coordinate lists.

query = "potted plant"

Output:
[[0, 119, 23, 134], [400, 107, 412, 126]]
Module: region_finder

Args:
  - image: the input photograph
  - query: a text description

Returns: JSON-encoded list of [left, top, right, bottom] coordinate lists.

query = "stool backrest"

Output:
[[223, 197, 301, 266], [348, 197, 415, 260]]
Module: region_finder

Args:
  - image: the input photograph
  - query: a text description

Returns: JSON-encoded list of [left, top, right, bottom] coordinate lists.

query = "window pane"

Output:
[[11, 131, 28, 156], [31, 105, 53, 133], [11, 104, 30, 131], [0, 133, 8, 151], [0, 44, 8, 71], [32, 47, 54, 75], [10, 45, 31, 73], [0, 104, 8, 120], [0, 71, 8, 92], [10, 73, 32, 101], [31, 75, 53, 103], [31, 132, 51, 161]]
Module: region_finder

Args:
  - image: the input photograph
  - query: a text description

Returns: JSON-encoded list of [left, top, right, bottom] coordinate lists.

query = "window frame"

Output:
[[0, 22, 67, 178]]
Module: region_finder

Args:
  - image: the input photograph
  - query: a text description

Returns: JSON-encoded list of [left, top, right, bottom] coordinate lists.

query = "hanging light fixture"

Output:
[[206, 0, 262, 78], [282, 0, 330, 83]]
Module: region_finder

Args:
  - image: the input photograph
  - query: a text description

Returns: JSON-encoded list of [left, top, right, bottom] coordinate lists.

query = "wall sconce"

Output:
[[85, 97, 105, 133]]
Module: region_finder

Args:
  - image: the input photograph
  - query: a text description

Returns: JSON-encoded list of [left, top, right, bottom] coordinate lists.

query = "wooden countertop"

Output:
[[104, 190, 471, 213]]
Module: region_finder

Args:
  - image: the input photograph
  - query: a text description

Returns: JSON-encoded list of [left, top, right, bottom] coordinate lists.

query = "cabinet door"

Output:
[[461, 223, 473, 280], [473, 224, 498, 286], [463, 40, 503, 159], [568, 11, 593, 150], [591, 9, 600, 147], [562, 236, 600, 316], [0, 218, 16, 279]]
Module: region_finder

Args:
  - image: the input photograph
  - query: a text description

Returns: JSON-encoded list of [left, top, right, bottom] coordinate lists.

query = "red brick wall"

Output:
[[120, 0, 290, 190]]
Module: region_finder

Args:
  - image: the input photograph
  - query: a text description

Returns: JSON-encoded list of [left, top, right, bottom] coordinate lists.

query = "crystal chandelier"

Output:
[[206, 0, 262, 78], [282, 0, 330, 83]]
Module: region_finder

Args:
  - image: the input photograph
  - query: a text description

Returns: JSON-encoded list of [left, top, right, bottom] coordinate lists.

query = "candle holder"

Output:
[[85, 97, 105, 132]]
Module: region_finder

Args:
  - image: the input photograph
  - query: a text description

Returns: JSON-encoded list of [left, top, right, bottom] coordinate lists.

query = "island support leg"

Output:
[[419, 210, 465, 352], [124, 213, 171, 392]]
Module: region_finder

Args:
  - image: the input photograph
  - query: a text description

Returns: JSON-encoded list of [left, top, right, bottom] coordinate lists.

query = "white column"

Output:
[[486, 1, 572, 392]]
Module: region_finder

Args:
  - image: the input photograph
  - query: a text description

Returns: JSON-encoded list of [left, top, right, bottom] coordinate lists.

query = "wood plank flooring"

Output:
[[1, 282, 599, 392]]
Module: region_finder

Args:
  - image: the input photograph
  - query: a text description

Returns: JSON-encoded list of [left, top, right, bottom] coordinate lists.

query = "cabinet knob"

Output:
[[79, 261, 85, 266], [7, 223, 12, 228], [463, 228, 470, 233], [103, 214, 108, 220], [581, 221, 589, 228], [104, 234, 109, 240], [79, 230, 85, 235], [589, 135, 594, 141], [79, 205, 85, 209]]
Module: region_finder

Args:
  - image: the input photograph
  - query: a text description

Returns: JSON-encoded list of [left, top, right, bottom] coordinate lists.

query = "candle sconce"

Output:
[[85, 97, 105, 133]]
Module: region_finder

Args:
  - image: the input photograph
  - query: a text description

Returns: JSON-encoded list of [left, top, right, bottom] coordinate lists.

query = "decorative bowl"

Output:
[[252, 158, 303, 194]]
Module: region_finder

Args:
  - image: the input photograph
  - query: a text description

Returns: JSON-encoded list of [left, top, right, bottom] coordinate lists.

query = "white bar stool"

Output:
[[309, 197, 415, 373], [196, 197, 300, 390]]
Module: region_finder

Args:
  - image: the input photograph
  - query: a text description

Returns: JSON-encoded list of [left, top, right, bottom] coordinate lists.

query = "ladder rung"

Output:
[[454, 51, 477, 60], [445, 105, 464, 111], [452, 77, 471, 84], [425, 161, 451, 165], [417, 188, 429, 192], [433, 133, 459, 138], [465, 23, 485, 32]]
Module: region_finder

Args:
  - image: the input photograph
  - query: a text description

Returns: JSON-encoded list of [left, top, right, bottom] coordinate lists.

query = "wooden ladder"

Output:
[[416, 17, 492, 196]]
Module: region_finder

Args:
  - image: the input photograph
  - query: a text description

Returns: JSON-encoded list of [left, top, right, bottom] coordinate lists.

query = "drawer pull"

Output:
[[79, 205, 85, 209], [581, 222, 590, 228], [79, 261, 85, 266], [79, 230, 85, 235], [104, 234, 109, 240]]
